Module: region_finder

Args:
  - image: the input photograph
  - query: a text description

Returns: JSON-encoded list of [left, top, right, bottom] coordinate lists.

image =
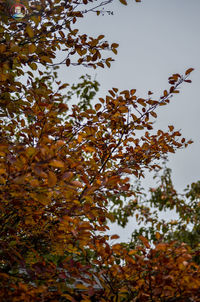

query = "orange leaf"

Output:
[[139, 235, 150, 248], [185, 68, 194, 75], [111, 234, 120, 240], [155, 232, 161, 240], [77, 134, 83, 143], [156, 243, 167, 251], [168, 125, 174, 132], [85, 146, 95, 152], [95, 103, 102, 111], [130, 89, 136, 95]]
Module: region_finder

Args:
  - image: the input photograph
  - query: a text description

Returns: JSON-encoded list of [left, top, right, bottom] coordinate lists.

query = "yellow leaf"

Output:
[[40, 56, 52, 63], [61, 294, 74, 301], [31, 15, 40, 26], [29, 62, 37, 70], [75, 283, 88, 290], [26, 147, 36, 157], [26, 26, 34, 38]]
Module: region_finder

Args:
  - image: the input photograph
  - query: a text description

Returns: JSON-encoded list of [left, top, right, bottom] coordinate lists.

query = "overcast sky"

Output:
[[58, 0, 200, 241]]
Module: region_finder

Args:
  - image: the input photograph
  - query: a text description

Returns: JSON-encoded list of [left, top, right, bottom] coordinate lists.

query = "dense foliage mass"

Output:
[[0, 0, 199, 301]]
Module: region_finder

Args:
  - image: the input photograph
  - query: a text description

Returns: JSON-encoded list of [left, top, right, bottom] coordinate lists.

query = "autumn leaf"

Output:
[[29, 44, 37, 53], [29, 62, 37, 70], [75, 283, 88, 290], [185, 68, 194, 75], [48, 171, 57, 186], [49, 159, 65, 168], [26, 25, 34, 38], [139, 235, 150, 248], [71, 180, 83, 188], [95, 103, 102, 111], [168, 125, 174, 132], [0, 0, 196, 301], [111, 234, 120, 240], [119, 0, 127, 5]]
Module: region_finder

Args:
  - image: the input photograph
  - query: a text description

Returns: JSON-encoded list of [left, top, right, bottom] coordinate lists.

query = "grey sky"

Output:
[[58, 0, 200, 241]]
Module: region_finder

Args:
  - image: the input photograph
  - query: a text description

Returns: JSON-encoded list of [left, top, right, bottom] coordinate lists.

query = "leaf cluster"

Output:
[[0, 1, 199, 301]]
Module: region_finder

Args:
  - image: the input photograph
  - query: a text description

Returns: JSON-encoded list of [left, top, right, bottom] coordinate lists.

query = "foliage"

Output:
[[66, 74, 100, 112], [0, 0, 200, 301]]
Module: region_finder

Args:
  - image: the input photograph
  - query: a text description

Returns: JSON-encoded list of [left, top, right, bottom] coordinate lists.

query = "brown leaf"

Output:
[[48, 171, 57, 186], [185, 68, 194, 75], [49, 160, 65, 168], [71, 180, 83, 188], [119, 0, 127, 4]]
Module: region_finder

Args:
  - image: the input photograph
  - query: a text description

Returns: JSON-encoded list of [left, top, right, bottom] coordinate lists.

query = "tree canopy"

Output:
[[0, 0, 200, 301]]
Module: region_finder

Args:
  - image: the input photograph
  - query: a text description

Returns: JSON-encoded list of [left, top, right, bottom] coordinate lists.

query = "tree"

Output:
[[131, 162, 200, 264], [0, 0, 200, 301]]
